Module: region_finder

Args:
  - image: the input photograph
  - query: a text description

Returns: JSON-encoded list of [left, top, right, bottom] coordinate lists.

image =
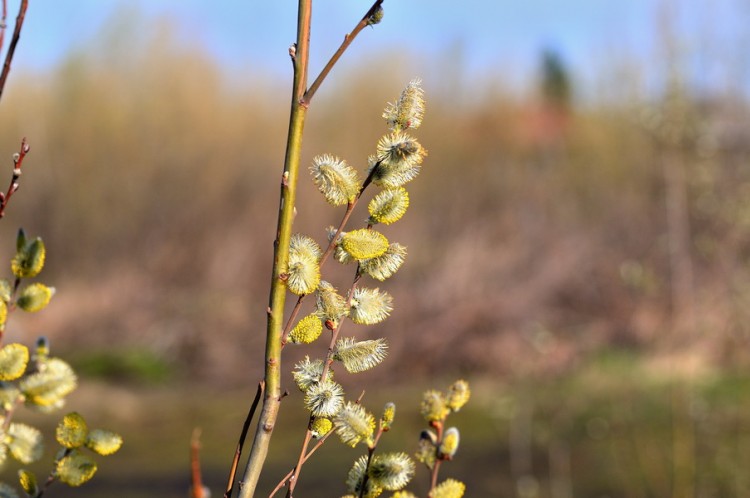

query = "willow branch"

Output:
[[0, 137, 29, 219], [224, 381, 265, 498], [0, 0, 27, 102], [302, 0, 384, 105], [237, 0, 312, 495]]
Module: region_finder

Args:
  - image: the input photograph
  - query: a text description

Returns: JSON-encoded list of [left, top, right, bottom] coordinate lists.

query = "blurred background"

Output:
[[1, 0, 750, 496]]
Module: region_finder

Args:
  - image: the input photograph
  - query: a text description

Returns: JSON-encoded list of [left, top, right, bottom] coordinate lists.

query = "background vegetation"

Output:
[[1, 5, 750, 497]]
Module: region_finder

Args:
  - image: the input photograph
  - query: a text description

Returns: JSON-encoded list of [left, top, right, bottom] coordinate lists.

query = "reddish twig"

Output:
[[224, 381, 265, 498], [190, 428, 205, 498], [302, 0, 385, 105], [0, 137, 29, 218], [0, 0, 28, 102], [0, 0, 8, 57], [270, 392, 366, 497]]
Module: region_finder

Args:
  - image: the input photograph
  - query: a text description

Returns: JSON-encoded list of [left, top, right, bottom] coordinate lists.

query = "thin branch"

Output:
[[269, 392, 366, 498], [190, 428, 205, 498], [428, 421, 445, 492], [0, 137, 30, 219], [0, 0, 28, 102], [280, 295, 305, 347], [0, 0, 8, 57], [268, 430, 334, 498], [302, 0, 385, 105], [224, 381, 265, 498], [237, 0, 312, 492]]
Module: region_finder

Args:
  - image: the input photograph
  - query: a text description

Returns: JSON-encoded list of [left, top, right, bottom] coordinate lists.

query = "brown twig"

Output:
[[428, 421, 445, 492], [190, 428, 205, 498], [284, 269, 363, 497], [0, 0, 28, 102], [0, 0, 8, 57], [302, 0, 385, 106], [269, 392, 366, 497], [225, 381, 265, 498], [357, 421, 387, 498], [0, 137, 29, 219]]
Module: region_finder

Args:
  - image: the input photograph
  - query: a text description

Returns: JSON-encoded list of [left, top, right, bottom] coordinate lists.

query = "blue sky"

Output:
[[13, 1, 748, 95]]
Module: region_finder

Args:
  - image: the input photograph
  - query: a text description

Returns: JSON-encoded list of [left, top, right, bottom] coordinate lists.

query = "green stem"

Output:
[[237, 1, 312, 496]]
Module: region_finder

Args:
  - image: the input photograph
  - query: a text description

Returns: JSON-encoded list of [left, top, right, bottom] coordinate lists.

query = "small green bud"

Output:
[[16, 228, 27, 253], [16, 283, 54, 313], [380, 402, 396, 430], [18, 469, 39, 497], [12, 236, 45, 278], [35, 336, 50, 360], [367, 6, 384, 26]]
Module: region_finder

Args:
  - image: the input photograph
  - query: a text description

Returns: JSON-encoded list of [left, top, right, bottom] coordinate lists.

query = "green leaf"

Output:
[[56, 452, 97, 487], [18, 469, 38, 497], [16, 284, 54, 313], [7, 423, 43, 464], [56, 413, 88, 449], [340, 229, 389, 260], [20, 358, 77, 408], [0, 344, 29, 381], [86, 429, 122, 456], [0, 482, 19, 498], [11, 237, 45, 279]]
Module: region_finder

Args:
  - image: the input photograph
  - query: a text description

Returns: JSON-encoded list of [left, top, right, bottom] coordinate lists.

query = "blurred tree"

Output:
[[539, 48, 571, 110]]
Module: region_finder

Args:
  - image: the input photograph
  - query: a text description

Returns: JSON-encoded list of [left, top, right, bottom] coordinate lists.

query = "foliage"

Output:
[[0, 231, 122, 495]]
